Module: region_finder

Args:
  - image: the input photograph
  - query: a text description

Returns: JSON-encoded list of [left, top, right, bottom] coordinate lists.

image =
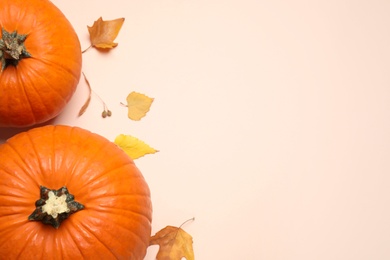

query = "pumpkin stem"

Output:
[[0, 28, 32, 71], [28, 186, 84, 229]]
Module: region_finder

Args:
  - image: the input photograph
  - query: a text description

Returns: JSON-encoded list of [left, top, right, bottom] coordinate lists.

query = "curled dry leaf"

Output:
[[78, 73, 111, 118], [114, 134, 158, 159], [78, 72, 92, 117], [85, 17, 125, 52], [125, 91, 154, 121], [149, 218, 195, 260]]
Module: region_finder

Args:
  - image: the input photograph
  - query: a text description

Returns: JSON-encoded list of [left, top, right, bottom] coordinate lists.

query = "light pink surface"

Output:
[[2, 0, 390, 259]]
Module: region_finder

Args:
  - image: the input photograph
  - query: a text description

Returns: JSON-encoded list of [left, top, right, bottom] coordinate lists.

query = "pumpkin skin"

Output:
[[0, 125, 152, 259], [0, 0, 82, 127]]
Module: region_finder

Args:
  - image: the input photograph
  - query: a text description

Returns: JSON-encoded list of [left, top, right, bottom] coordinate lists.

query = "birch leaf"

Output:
[[149, 219, 195, 260], [87, 17, 125, 50], [126, 91, 154, 121], [114, 134, 158, 159]]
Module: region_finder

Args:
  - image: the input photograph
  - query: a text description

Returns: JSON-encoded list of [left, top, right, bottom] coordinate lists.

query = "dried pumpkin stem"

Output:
[[0, 28, 31, 71], [28, 186, 84, 229]]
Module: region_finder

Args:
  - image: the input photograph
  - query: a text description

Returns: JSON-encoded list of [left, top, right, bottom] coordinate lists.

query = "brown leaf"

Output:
[[150, 218, 195, 260], [78, 72, 92, 117], [78, 73, 111, 118], [87, 17, 125, 51]]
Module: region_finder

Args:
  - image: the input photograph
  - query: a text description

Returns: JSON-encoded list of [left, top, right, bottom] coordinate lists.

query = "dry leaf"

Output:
[[126, 91, 154, 121], [78, 72, 92, 116], [150, 220, 195, 260], [77, 73, 111, 118], [87, 17, 125, 51], [114, 134, 158, 159]]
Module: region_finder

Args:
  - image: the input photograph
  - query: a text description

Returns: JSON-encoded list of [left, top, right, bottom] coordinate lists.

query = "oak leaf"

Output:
[[126, 91, 154, 121], [114, 134, 158, 159], [150, 220, 195, 260], [87, 17, 125, 51]]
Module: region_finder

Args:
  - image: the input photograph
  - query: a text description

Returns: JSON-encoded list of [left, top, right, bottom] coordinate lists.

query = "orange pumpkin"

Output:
[[0, 125, 152, 259], [0, 0, 82, 127]]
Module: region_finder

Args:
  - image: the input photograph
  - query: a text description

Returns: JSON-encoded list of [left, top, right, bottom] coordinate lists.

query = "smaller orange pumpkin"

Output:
[[0, 125, 152, 259], [0, 0, 82, 127]]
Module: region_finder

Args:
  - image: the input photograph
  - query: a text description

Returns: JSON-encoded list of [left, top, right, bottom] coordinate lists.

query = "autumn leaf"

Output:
[[84, 17, 125, 52], [125, 91, 154, 121], [150, 218, 195, 260], [114, 134, 158, 159], [78, 72, 111, 118], [78, 72, 92, 117]]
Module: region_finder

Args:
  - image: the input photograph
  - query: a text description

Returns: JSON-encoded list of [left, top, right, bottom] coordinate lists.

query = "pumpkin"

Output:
[[0, 0, 82, 127], [0, 125, 152, 259]]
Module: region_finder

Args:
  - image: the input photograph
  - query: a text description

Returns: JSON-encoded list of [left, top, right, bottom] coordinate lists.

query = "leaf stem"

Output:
[[82, 44, 93, 54], [92, 90, 111, 118], [172, 217, 195, 246], [179, 217, 195, 229]]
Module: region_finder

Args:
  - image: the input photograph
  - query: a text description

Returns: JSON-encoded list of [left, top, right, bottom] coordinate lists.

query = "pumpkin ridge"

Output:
[[90, 206, 152, 234], [0, 140, 40, 188], [88, 194, 152, 220], [67, 144, 116, 192], [54, 126, 99, 187], [0, 220, 18, 245], [87, 192, 150, 200], [80, 215, 145, 259], [0, 207, 28, 219], [13, 69, 38, 123], [30, 126, 110, 189], [90, 199, 152, 218], [76, 220, 118, 258], [16, 65, 53, 121], [0, 223, 37, 259], [20, 59, 70, 104], [72, 153, 134, 193], [51, 126, 79, 185], [11, 225, 37, 259], [22, 61, 66, 102], [37, 56, 81, 82], [62, 224, 86, 259], [78, 162, 140, 192], [0, 160, 32, 188], [0, 190, 25, 199], [25, 130, 51, 184]]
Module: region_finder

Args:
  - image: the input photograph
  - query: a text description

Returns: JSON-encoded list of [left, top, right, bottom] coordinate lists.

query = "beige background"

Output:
[[2, 0, 390, 259]]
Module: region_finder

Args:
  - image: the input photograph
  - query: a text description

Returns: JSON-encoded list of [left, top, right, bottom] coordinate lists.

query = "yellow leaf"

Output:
[[87, 17, 125, 50], [114, 134, 158, 159], [149, 220, 195, 260], [126, 91, 154, 121]]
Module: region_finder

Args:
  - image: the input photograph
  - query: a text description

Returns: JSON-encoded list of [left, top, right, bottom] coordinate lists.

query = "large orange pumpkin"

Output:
[[0, 0, 82, 127], [0, 125, 152, 259]]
